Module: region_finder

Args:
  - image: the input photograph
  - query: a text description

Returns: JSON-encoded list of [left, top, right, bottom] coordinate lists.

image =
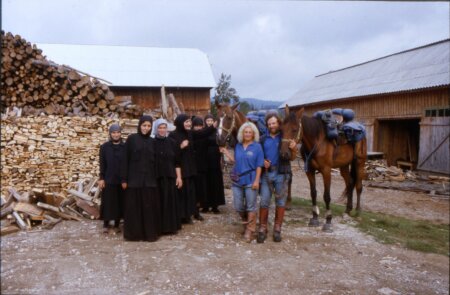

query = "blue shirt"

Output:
[[233, 142, 264, 186], [262, 133, 281, 167]]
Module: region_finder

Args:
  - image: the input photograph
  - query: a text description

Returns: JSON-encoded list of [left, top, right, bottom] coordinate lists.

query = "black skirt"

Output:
[[194, 172, 208, 207], [100, 184, 123, 221], [206, 167, 225, 208], [123, 187, 161, 242], [158, 177, 181, 234], [177, 177, 196, 220]]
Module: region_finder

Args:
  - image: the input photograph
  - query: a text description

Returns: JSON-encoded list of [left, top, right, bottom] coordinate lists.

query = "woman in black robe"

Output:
[[192, 117, 209, 214], [168, 114, 217, 224], [120, 115, 161, 242], [152, 118, 182, 234], [98, 124, 125, 233], [204, 114, 225, 213]]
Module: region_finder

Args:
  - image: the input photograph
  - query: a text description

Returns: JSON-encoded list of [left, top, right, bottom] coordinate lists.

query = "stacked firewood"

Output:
[[1, 178, 103, 236], [0, 31, 144, 118], [1, 115, 139, 194]]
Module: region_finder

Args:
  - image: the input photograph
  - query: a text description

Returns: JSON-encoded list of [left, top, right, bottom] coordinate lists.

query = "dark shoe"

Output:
[[102, 227, 109, 234], [273, 207, 286, 243], [212, 207, 220, 214], [194, 214, 204, 221], [181, 217, 193, 224], [257, 231, 267, 244], [273, 231, 282, 242], [112, 227, 121, 234], [201, 207, 209, 213]]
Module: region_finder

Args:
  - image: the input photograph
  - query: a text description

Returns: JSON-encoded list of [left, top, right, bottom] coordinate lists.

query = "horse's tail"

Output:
[[350, 138, 367, 183]]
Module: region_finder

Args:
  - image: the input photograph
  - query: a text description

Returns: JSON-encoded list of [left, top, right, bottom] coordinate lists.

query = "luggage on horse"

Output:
[[342, 121, 366, 143], [246, 110, 268, 136], [313, 108, 364, 142]]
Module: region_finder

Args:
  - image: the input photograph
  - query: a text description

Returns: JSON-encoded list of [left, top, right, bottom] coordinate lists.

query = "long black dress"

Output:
[[193, 134, 208, 208], [205, 131, 225, 209], [168, 114, 216, 222], [155, 135, 181, 234], [121, 118, 160, 242], [99, 140, 124, 221]]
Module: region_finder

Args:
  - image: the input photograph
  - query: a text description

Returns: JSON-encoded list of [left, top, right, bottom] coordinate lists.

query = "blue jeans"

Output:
[[260, 171, 290, 208], [232, 184, 258, 212]]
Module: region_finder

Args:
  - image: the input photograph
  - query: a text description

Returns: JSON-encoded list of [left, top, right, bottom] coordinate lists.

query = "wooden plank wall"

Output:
[[295, 87, 449, 119], [111, 87, 212, 115], [418, 117, 450, 174]]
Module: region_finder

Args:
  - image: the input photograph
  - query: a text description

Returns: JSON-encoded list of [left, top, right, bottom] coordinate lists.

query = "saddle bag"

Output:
[[342, 122, 366, 142]]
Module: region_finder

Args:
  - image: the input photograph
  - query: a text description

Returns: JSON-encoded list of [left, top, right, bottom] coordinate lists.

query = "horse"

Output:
[[280, 105, 367, 232], [215, 100, 294, 209]]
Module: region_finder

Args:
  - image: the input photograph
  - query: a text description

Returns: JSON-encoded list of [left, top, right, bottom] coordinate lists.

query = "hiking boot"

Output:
[[243, 212, 257, 243], [273, 207, 285, 242], [257, 208, 269, 244]]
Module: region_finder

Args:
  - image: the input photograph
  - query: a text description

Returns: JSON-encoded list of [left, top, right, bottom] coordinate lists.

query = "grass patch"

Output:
[[290, 197, 450, 256]]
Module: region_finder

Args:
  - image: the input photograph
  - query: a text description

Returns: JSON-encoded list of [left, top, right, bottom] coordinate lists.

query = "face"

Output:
[[183, 119, 192, 130], [157, 124, 167, 137], [205, 118, 214, 127], [267, 116, 280, 135], [140, 121, 152, 135], [110, 131, 121, 142], [243, 126, 255, 143], [193, 125, 203, 131]]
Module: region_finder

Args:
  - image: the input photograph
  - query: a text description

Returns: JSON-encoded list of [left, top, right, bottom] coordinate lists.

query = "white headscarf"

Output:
[[151, 118, 169, 138]]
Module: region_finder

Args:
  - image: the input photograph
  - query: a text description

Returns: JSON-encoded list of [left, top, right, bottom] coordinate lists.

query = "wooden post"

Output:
[[161, 85, 168, 118]]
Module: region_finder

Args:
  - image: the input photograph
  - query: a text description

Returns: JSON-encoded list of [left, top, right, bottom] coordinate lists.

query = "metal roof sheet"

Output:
[[37, 44, 216, 88], [282, 39, 450, 108]]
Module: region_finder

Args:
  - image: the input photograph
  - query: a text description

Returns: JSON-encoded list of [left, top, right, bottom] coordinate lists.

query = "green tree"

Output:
[[210, 73, 240, 116]]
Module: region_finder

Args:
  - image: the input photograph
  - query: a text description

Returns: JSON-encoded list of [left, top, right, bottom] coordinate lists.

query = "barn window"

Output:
[[425, 107, 450, 117]]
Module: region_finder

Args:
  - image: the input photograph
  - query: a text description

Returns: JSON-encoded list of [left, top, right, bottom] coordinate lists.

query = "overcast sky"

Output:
[[2, 0, 449, 101]]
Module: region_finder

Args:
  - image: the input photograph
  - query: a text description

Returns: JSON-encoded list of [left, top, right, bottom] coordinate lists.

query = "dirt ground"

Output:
[[1, 169, 449, 295]]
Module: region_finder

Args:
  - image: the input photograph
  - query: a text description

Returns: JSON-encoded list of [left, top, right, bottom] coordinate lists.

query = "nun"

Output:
[[192, 117, 209, 215], [120, 115, 161, 241], [152, 118, 182, 234], [98, 124, 125, 234]]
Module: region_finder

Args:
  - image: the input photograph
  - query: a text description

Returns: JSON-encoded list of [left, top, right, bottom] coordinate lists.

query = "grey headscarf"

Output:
[[152, 118, 169, 138]]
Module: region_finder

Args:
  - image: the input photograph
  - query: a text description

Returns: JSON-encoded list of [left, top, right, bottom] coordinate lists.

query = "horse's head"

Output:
[[215, 99, 240, 147], [280, 105, 304, 160]]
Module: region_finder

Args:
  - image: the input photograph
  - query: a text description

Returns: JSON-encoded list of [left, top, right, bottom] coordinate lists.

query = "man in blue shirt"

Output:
[[258, 112, 297, 243]]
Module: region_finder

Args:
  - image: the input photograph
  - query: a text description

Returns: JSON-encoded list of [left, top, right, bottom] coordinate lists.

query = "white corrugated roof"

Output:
[[283, 39, 450, 107], [37, 43, 216, 88]]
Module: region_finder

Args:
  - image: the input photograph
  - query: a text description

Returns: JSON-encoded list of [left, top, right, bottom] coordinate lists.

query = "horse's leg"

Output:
[[285, 173, 293, 210], [355, 160, 364, 212], [307, 170, 320, 227], [322, 168, 333, 232], [340, 166, 354, 214]]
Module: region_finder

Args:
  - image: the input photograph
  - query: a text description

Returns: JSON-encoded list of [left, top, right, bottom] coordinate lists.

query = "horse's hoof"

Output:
[[322, 223, 333, 233], [308, 218, 321, 227]]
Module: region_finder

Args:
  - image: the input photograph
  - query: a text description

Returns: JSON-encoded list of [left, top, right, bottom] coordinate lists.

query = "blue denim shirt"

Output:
[[233, 142, 264, 186], [262, 133, 281, 167]]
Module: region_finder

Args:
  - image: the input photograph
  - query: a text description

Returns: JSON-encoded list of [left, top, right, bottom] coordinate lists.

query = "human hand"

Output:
[[180, 140, 189, 149], [98, 180, 105, 189], [121, 183, 127, 190], [252, 181, 259, 190], [176, 177, 183, 189], [289, 140, 297, 150], [264, 159, 271, 169]]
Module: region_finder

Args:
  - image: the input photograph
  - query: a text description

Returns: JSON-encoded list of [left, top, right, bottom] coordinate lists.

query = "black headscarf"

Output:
[[174, 114, 190, 133], [138, 115, 153, 137], [204, 114, 215, 121], [192, 116, 204, 127]]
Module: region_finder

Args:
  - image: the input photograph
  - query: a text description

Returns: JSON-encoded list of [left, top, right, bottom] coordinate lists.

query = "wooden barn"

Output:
[[37, 44, 216, 115], [283, 39, 450, 174]]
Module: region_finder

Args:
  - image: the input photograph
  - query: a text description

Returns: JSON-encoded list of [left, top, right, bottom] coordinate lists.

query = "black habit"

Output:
[[155, 135, 182, 234], [99, 140, 125, 221], [121, 116, 161, 242], [205, 131, 225, 209]]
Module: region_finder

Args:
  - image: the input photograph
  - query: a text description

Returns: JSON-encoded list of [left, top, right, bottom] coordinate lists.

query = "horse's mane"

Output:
[[301, 114, 324, 141]]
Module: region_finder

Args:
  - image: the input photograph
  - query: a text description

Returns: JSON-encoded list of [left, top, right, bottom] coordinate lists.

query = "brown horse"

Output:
[[215, 100, 247, 147], [280, 105, 367, 232]]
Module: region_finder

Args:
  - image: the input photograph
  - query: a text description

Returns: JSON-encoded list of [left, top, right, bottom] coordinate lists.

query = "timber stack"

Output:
[[1, 31, 144, 118]]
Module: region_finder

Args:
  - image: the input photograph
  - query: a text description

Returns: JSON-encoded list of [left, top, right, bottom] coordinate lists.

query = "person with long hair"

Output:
[[220, 122, 264, 243], [121, 115, 161, 241]]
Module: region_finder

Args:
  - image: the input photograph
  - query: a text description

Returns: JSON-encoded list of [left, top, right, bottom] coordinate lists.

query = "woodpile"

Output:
[[1, 178, 103, 236], [1, 115, 139, 194], [1, 31, 144, 118]]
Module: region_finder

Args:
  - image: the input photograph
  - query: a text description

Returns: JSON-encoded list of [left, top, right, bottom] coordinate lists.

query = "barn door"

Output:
[[418, 117, 450, 174]]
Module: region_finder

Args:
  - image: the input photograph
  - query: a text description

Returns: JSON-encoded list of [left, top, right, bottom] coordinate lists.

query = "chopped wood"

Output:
[[1, 225, 20, 236], [37, 202, 60, 213], [76, 199, 100, 219], [12, 211, 28, 230], [67, 189, 93, 202]]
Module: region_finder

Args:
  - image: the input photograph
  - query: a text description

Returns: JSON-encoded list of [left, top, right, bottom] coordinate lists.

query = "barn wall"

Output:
[[110, 86, 212, 115], [418, 117, 450, 174]]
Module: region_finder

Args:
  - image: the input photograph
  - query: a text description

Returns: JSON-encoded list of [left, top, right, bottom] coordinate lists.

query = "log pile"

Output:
[[0, 31, 144, 118], [1, 115, 139, 194], [1, 178, 103, 236]]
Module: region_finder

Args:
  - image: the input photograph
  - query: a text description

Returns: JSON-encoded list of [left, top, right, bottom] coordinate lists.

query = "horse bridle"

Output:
[[219, 111, 236, 142], [281, 121, 303, 144]]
